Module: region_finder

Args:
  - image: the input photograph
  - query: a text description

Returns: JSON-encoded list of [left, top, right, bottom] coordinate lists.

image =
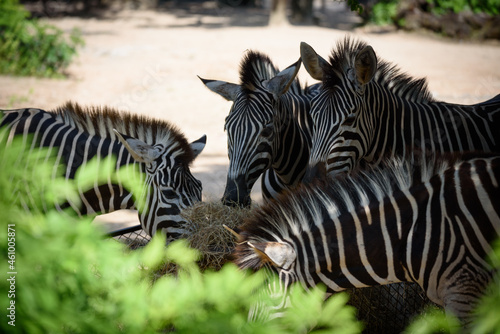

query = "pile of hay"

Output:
[[134, 201, 251, 280], [181, 201, 251, 271], [113, 201, 250, 277]]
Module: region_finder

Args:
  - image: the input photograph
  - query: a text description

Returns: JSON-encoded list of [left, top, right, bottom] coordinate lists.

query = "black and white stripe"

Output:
[[233, 152, 500, 325], [200, 51, 319, 206], [301, 37, 500, 179], [1, 102, 206, 241]]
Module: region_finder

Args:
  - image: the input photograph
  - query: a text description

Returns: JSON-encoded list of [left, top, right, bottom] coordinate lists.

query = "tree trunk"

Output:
[[269, 0, 289, 26], [291, 0, 314, 24]]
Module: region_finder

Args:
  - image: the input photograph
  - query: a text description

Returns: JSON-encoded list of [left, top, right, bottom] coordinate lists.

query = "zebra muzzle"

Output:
[[222, 176, 251, 207]]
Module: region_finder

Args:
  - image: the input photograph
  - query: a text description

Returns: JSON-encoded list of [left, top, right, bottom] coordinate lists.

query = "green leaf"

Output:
[[139, 233, 167, 268], [74, 155, 117, 191], [165, 239, 200, 269]]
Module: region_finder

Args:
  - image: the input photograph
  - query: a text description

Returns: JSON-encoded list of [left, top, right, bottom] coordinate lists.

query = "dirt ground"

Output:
[[2, 2, 500, 231]]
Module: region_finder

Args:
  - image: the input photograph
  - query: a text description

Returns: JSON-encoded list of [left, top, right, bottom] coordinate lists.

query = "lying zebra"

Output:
[[1, 102, 206, 241], [232, 151, 500, 327]]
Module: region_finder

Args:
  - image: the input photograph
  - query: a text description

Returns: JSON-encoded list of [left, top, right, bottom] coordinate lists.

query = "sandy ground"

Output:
[[2, 2, 500, 231]]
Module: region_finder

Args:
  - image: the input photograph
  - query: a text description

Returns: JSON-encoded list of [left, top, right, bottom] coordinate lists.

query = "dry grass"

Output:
[[114, 201, 251, 278], [182, 200, 251, 271], [149, 201, 250, 279]]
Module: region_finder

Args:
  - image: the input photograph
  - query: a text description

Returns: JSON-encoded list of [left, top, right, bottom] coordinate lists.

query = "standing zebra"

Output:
[[1, 102, 206, 241], [232, 152, 500, 326], [200, 51, 320, 206], [300, 37, 500, 179]]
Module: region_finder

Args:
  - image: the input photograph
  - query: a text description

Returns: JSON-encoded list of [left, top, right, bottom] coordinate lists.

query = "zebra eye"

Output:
[[342, 113, 356, 126], [161, 187, 178, 200], [256, 142, 268, 152], [261, 124, 273, 138]]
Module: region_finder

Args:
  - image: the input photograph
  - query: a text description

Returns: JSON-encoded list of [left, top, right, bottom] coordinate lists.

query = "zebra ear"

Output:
[[113, 129, 161, 164], [262, 58, 301, 98], [354, 45, 377, 86], [190, 135, 207, 159], [198, 76, 240, 101], [248, 241, 296, 270], [300, 42, 328, 81]]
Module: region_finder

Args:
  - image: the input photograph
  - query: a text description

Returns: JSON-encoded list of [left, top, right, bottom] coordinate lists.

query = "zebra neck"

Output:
[[2, 108, 148, 218], [271, 98, 312, 186], [64, 137, 145, 216]]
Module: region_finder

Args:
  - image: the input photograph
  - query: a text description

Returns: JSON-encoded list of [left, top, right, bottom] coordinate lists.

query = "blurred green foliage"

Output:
[[369, 0, 399, 25], [368, 0, 499, 25], [405, 307, 460, 334], [0, 0, 84, 77], [0, 129, 362, 333], [471, 239, 500, 334], [427, 0, 499, 15], [347, 0, 363, 13]]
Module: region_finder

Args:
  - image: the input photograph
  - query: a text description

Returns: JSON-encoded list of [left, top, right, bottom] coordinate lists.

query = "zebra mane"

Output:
[[234, 152, 463, 270], [325, 37, 434, 103], [239, 50, 303, 96], [50, 102, 196, 164]]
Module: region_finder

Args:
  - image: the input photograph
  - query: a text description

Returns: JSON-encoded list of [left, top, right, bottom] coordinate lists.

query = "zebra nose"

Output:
[[222, 176, 251, 207], [303, 162, 327, 183]]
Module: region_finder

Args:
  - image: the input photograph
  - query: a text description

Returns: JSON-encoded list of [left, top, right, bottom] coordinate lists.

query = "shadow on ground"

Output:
[[24, 0, 361, 30]]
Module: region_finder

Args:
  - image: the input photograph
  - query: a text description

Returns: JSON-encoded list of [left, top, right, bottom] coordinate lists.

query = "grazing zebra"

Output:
[[232, 152, 500, 326], [200, 51, 320, 206], [1, 102, 206, 240], [300, 37, 500, 180]]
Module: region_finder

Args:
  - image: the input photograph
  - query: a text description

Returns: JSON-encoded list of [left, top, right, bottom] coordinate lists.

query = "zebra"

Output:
[[199, 51, 320, 206], [299, 37, 500, 180], [1, 102, 206, 241], [232, 151, 500, 326]]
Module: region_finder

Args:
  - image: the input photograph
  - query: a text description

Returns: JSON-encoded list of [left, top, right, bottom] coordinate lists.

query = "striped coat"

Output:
[[1, 102, 206, 240], [300, 37, 500, 180], [233, 152, 500, 325]]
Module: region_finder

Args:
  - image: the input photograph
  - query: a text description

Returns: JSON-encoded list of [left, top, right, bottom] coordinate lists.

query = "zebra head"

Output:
[[301, 39, 378, 180], [114, 130, 206, 239], [230, 203, 300, 320], [200, 52, 301, 207]]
